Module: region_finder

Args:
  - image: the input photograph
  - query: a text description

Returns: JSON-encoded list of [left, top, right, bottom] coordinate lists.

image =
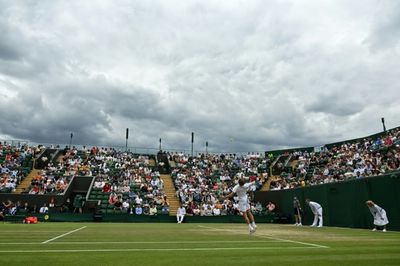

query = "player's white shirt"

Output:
[[232, 183, 251, 202], [368, 204, 389, 226], [308, 201, 322, 214]]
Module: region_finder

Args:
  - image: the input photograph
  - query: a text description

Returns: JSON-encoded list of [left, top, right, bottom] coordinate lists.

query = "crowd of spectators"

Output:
[[1, 143, 170, 215], [1, 127, 399, 219], [87, 147, 169, 214], [0, 143, 34, 193], [270, 128, 400, 190], [0, 198, 67, 218], [170, 152, 269, 216], [23, 147, 86, 195]]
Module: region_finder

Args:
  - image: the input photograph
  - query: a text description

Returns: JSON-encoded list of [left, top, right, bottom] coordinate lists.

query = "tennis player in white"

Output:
[[223, 178, 257, 234], [306, 199, 323, 227], [366, 200, 389, 232]]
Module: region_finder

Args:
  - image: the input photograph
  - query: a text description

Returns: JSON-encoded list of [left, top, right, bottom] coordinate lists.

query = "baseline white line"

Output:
[[329, 226, 400, 234], [198, 225, 329, 249], [0, 231, 68, 233], [0, 246, 321, 253], [6, 238, 398, 245], [1, 240, 280, 245], [41, 226, 87, 244]]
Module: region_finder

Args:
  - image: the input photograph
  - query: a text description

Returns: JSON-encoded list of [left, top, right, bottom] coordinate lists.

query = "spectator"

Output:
[[135, 205, 143, 215], [20, 202, 30, 214], [102, 183, 112, 193], [266, 201, 276, 213], [49, 198, 56, 212], [149, 204, 158, 216], [39, 203, 49, 214], [255, 202, 263, 215], [142, 204, 150, 215], [113, 197, 123, 213], [122, 199, 130, 213], [161, 196, 169, 214], [108, 192, 118, 205], [73, 195, 84, 214]]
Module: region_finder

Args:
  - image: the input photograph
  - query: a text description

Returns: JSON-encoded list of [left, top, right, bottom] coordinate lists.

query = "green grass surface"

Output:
[[0, 222, 399, 265]]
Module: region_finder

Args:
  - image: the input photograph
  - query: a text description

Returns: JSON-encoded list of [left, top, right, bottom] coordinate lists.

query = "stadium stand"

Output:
[[0, 126, 399, 224], [0, 143, 34, 193], [269, 127, 400, 190], [170, 152, 268, 216], [85, 148, 169, 215]]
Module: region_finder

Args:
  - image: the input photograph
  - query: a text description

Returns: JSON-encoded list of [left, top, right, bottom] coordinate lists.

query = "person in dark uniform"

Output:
[[293, 196, 302, 226]]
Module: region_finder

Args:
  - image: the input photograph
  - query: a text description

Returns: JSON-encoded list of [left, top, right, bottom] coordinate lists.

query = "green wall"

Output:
[[254, 173, 400, 230], [6, 213, 278, 224]]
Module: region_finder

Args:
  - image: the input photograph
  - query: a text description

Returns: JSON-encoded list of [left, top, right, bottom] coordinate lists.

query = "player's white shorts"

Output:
[[238, 200, 250, 212]]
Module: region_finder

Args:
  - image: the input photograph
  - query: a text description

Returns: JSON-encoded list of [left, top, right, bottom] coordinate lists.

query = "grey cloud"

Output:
[[366, 1, 400, 52], [0, 0, 399, 152], [0, 18, 24, 61], [0, 42, 21, 61], [305, 94, 364, 117]]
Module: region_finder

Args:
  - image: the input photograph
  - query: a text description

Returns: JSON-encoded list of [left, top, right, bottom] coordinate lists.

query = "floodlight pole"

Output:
[[191, 132, 194, 157], [381, 117, 386, 132], [125, 128, 129, 151], [69, 132, 73, 149]]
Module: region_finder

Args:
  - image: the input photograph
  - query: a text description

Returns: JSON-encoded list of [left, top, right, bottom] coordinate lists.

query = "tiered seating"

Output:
[[170, 152, 268, 216], [86, 148, 168, 214], [0, 143, 34, 193], [269, 128, 400, 190], [21, 147, 84, 195]]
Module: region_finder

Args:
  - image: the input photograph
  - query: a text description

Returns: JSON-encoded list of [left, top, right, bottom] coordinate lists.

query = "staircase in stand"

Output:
[[160, 174, 180, 216], [149, 158, 156, 168], [260, 175, 280, 191], [14, 169, 40, 194]]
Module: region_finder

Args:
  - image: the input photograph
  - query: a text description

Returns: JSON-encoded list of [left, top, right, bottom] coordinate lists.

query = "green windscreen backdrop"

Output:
[[254, 174, 400, 230]]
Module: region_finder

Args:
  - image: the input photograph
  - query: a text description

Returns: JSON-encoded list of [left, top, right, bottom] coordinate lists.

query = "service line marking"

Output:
[[41, 226, 87, 244], [198, 225, 329, 249]]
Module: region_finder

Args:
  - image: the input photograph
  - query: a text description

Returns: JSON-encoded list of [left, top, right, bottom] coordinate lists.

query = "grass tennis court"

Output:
[[0, 222, 399, 265]]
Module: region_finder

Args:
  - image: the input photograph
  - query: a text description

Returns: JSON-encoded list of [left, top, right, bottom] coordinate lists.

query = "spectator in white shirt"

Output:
[[39, 203, 49, 214]]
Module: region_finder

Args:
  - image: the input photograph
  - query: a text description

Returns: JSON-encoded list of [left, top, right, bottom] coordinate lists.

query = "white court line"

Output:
[[198, 225, 329, 249], [41, 226, 87, 244], [0, 240, 280, 245], [0, 246, 321, 253], [256, 234, 329, 249], [329, 226, 400, 234], [0, 231, 67, 233]]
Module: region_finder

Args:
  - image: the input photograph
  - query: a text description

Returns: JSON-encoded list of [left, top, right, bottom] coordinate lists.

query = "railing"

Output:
[[0, 139, 266, 157]]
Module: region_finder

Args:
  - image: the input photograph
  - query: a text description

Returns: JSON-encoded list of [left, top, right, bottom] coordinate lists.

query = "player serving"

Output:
[[223, 178, 257, 234]]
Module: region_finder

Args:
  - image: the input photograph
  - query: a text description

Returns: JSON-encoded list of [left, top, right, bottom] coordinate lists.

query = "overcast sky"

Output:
[[0, 0, 399, 153]]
